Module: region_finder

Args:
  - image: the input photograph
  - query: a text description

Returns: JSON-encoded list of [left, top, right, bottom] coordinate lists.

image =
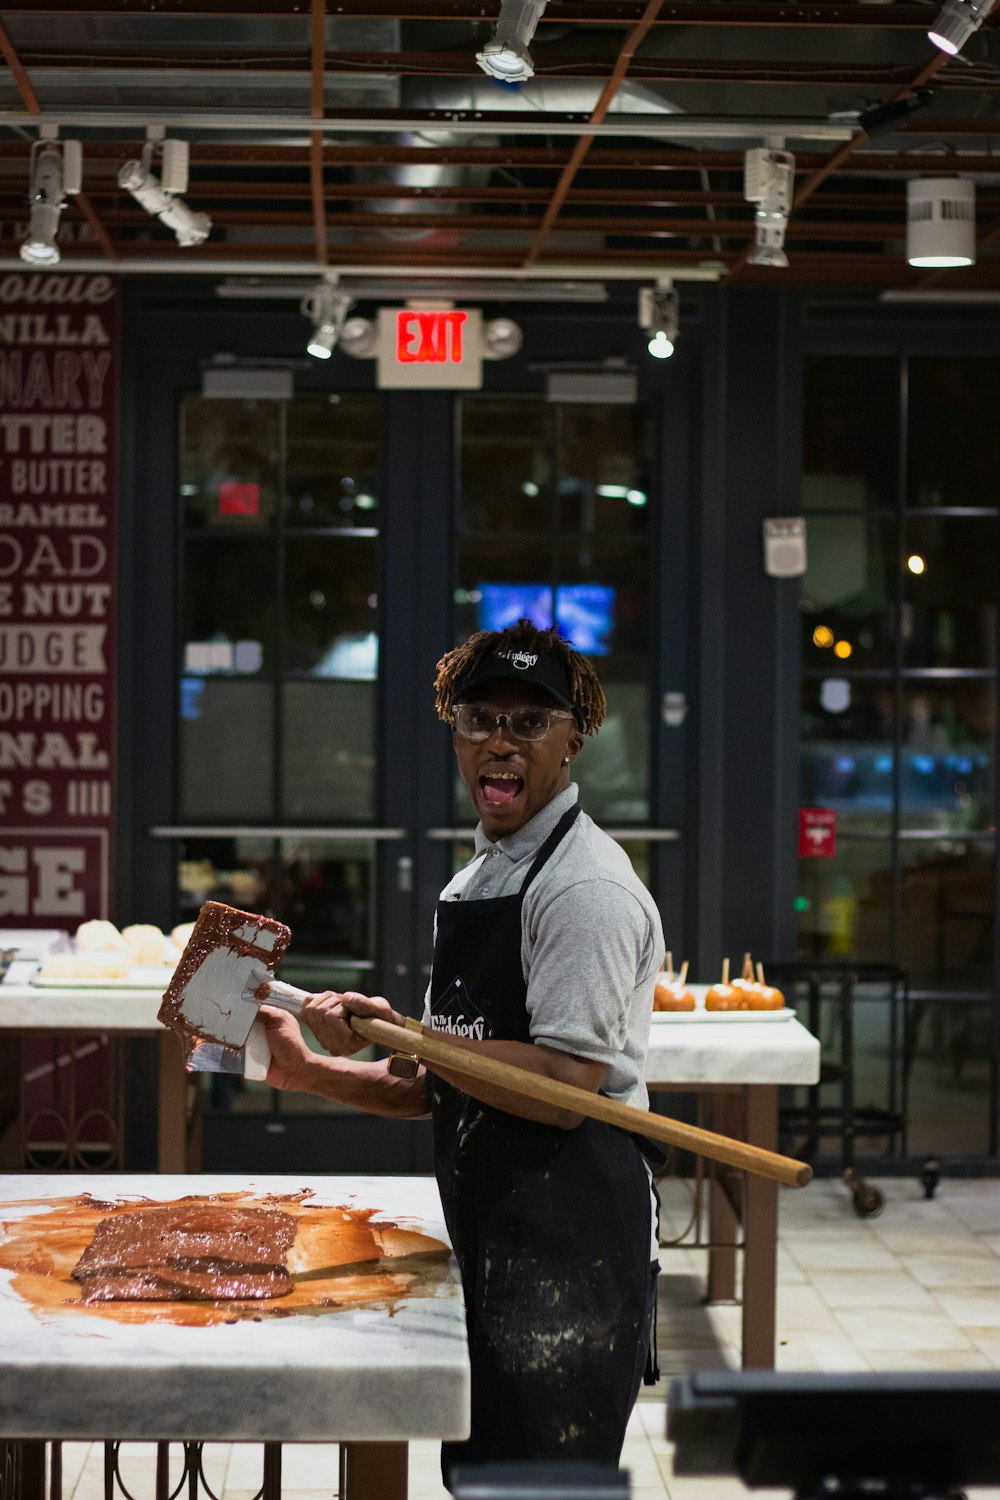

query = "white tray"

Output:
[[30, 966, 176, 990], [650, 1007, 796, 1023]]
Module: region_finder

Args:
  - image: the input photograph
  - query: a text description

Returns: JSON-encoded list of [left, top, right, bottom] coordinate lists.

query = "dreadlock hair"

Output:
[[434, 618, 607, 736]]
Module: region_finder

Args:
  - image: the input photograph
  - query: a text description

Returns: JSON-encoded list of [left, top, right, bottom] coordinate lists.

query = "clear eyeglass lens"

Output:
[[455, 705, 554, 741]]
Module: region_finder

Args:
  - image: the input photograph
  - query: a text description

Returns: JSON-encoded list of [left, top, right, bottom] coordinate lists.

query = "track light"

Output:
[[483, 317, 524, 359], [20, 138, 82, 267], [302, 280, 354, 359], [744, 146, 795, 269], [907, 177, 976, 268], [118, 138, 211, 247], [638, 282, 679, 360], [476, 0, 548, 82], [928, 0, 996, 54]]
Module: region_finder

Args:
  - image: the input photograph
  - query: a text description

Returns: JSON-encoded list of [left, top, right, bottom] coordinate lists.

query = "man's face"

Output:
[[452, 680, 585, 840]]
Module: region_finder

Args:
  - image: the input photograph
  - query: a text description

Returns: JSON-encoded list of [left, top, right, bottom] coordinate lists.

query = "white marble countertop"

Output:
[[0, 960, 820, 1086], [645, 1014, 821, 1086], [0, 961, 166, 1031], [0, 1174, 470, 1444]]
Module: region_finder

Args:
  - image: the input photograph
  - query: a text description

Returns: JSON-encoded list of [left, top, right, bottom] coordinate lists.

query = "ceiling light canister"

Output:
[[744, 147, 795, 269], [476, 0, 548, 83], [638, 283, 679, 360], [20, 139, 81, 268], [119, 144, 211, 248], [906, 178, 975, 268], [928, 0, 997, 54], [302, 280, 354, 360]]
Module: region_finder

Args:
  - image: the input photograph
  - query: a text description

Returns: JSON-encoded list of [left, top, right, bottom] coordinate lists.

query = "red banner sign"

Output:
[[0, 272, 118, 925], [798, 807, 836, 859]]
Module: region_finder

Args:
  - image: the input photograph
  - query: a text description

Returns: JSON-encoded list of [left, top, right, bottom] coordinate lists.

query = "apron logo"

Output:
[[431, 975, 492, 1040], [495, 648, 537, 671]]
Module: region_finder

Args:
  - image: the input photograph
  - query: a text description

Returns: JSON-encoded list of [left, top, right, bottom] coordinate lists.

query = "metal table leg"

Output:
[[339, 1442, 408, 1500], [741, 1084, 778, 1369]]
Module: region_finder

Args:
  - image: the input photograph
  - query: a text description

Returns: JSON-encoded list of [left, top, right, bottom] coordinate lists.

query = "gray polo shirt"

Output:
[[422, 783, 664, 1110]]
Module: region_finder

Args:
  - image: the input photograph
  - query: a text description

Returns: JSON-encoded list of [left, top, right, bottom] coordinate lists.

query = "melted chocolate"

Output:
[[158, 902, 292, 1066], [0, 1190, 453, 1327], [73, 1203, 298, 1303]]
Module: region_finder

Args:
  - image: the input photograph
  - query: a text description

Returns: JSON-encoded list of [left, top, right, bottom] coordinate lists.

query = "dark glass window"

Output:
[[455, 397, 653, 825]]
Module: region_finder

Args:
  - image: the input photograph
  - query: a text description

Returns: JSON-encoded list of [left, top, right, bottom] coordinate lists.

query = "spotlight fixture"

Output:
[[301, 279, 354, 359], [744, 146, 795, 268], [928, 0, 996, 54], [638, 281, 679, 360], [907, 178, 975, 267], [118, 137, 211, 247], [476, 0, 548, 82], [483, 316, 524, 359], [20, 138, 82, 267]]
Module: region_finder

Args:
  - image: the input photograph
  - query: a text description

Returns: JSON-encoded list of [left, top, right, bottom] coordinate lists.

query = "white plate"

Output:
[[650, 1007, 796, 1023], [30, 966, 176, 990]]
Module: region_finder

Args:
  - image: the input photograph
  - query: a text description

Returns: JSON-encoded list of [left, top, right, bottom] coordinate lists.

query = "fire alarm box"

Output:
[[763, 517, 807, 578]]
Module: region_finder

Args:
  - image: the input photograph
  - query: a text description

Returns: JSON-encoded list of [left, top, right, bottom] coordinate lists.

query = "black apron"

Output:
[[428, 804, 659, 1478]]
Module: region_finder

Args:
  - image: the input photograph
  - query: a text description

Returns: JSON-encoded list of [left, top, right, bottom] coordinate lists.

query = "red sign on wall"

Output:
[[376, 306, 483, 389], [799, 807, 837, 859], [0, 272, 118, 925]]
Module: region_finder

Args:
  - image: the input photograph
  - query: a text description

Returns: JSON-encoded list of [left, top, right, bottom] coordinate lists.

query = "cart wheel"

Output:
[[920, 1156, 941, 1200], [843, 1168, 885, 1218]]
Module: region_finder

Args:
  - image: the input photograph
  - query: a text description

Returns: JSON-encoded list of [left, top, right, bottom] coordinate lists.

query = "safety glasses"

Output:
[[452, 703, 574, 743]]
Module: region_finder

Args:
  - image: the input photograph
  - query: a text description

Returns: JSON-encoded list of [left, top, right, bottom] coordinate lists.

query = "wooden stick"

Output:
[[679, 959, 689, 985], [349, 1014, 812, 1189]]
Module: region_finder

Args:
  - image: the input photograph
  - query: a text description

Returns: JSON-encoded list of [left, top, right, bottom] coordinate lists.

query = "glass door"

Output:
[[442, 394, 670, 889], [167, 391, 391, 996]]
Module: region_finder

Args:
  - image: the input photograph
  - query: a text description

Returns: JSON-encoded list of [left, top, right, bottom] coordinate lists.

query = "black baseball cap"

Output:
[[452, 642, 584, 725]]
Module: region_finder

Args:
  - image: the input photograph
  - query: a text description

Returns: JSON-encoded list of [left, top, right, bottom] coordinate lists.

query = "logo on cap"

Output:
[[496, 649, 538, 671]]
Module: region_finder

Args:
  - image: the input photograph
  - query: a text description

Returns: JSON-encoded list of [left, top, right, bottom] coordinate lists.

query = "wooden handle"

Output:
[[349, 1015, 812, 1189]]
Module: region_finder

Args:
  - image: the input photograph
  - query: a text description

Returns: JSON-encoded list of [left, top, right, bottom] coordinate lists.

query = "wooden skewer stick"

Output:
[[679, 959, 689, 985], [348, 1014, 812, 1189]]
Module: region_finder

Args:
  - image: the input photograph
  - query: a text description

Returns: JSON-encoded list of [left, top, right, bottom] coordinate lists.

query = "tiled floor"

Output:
[[54, 1175, 1000, 1500]]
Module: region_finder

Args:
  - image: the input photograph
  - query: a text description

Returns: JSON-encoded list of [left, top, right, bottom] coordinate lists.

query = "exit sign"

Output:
[[377, 307, 483, 389]]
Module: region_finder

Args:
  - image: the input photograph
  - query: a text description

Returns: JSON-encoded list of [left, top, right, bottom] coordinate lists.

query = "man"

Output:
[[261, 619, 665, 1478]]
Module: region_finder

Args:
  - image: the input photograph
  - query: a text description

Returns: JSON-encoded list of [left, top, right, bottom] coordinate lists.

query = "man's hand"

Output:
[[298, 989, 404, 1057], [258, 1006, 316, 1092]]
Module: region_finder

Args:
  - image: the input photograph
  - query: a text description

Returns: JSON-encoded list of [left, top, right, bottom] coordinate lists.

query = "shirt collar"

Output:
[[473, 782, 580, 864]]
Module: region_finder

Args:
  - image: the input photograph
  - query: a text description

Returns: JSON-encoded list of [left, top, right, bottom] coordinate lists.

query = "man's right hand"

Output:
[[258, 1006, 315, 1092]]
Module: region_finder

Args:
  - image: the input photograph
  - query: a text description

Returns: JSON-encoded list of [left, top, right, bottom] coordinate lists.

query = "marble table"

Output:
[[0, 1173, 470, 1500], [643, 1010, 821, 1371], [0, 960, 190, 1172]]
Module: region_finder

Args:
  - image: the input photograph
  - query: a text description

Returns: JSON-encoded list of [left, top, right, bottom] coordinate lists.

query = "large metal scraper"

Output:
[[158, 900, 308, 1062]]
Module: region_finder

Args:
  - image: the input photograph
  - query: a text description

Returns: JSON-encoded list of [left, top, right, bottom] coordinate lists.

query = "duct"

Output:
[[360, 78, 684, 243]]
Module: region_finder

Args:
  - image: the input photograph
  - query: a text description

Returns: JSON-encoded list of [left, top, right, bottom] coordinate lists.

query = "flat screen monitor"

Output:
[[476, 584, 615, 656]]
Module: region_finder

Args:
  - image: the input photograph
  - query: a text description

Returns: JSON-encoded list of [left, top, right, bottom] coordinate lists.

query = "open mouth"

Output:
[[480, 772, 525, 807]]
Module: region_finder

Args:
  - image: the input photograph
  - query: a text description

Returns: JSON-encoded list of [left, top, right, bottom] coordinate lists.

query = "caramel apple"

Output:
[[705, 957, 741, 1011], [653, 956, 695, 1011], [729, 951, 757, 1009], [751, 962, 786, 1011]]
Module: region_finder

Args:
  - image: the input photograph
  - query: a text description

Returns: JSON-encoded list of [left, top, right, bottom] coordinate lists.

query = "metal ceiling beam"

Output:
[[525, 0, 665, 267], [309, 0, 327, 266], [0, 139, 994, 170], [0, 16, 41, 115], [0, 110, 857, 141], [13, 53, 994, 90], [0, 1, 978, 27]]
